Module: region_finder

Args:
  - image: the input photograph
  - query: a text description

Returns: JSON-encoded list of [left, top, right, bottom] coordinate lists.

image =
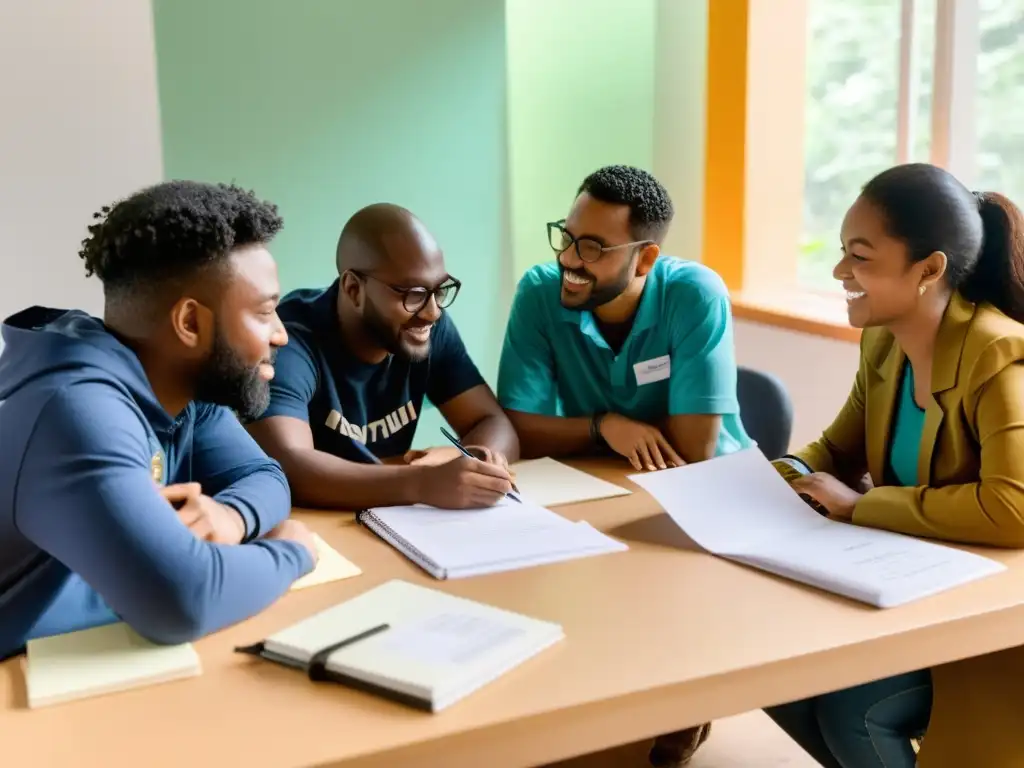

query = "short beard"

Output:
[[362, 300, 431, 362], [560, 255, 635, 312], [194, 327, 272, 421]]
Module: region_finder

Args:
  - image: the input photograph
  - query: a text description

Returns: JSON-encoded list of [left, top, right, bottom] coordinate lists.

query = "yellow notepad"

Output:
[[291, 534, 362, 591], [25, 623, 201, 708]]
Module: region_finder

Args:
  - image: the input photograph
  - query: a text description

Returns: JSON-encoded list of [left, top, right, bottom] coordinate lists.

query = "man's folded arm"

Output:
[[14, 384, 314, 645], [191, 403, 292, 540]]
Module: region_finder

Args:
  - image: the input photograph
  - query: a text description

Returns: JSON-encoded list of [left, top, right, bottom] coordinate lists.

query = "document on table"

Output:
[[509, 457, 632, 507], [290, 534, 362, 591], [358, 499, 627, 579], [630, 449, 1006, 607]]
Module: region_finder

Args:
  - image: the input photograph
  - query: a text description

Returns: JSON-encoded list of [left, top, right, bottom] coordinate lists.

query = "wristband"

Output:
[[590, 413, 607, 445], [773, 455, 813, 483], [773, 455, 829, 517]]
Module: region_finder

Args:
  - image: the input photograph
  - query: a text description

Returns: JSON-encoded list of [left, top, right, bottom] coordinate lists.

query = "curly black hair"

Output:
[[79, 180, 283, 296], [578, 165, 674, 243]]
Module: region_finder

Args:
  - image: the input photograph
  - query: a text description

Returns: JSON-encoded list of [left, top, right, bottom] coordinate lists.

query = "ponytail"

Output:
[[959, 192, 1024, 323]]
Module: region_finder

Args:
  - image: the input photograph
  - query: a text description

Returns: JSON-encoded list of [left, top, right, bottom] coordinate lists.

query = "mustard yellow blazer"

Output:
[[794, 290, 1024, 546], [795, 291, 1024, 767]]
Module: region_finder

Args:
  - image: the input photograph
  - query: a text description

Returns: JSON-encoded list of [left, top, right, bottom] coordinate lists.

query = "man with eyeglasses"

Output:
[[498, 165, 751, 763], [498, 164, 752, 472], [247, 203, 517, 511]]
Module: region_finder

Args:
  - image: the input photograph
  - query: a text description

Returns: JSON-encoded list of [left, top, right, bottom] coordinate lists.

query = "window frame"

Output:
[[704, 0, 980, 341]]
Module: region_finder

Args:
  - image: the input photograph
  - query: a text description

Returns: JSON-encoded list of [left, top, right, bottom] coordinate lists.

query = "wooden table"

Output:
[[4, 459, 1024, 768]]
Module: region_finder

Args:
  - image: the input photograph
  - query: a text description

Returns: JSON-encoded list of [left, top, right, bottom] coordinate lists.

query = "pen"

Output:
[[439, 426, 522, 503]]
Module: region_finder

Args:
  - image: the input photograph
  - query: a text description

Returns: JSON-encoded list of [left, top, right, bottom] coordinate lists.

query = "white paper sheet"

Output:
[[630, 449, 1006, 607], [379, 612, 528, 665], [510, 457, 632, 507]]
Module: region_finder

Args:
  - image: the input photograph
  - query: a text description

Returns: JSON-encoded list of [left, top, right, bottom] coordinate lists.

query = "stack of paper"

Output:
[[24, 622, 201, 707], [630, 449, 1006, 607], [239, 579, 564, 712], [358, 499, 627, 579], [510, 457, 632, 507]]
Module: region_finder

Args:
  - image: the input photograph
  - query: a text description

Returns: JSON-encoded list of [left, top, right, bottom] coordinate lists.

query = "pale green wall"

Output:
[[505, 0, 657, 278], [152, 0, 510, 384]]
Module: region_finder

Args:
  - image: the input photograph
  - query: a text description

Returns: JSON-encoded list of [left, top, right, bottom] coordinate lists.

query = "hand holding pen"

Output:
[[439, 427, 522, 503]]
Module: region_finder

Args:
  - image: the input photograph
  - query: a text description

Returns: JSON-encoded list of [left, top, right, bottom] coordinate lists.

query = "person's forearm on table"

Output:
[[505, 410, 595, 459]]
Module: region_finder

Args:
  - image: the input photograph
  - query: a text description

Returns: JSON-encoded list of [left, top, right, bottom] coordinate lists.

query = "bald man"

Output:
[[246, 204, 518, 511]]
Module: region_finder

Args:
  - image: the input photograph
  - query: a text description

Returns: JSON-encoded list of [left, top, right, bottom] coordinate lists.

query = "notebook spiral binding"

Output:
[[356, 510, 448, 579]]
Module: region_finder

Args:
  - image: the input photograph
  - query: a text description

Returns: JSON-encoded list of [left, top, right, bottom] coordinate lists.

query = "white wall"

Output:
[[734, 320, 860, 449], [0, 0, 163, 323]]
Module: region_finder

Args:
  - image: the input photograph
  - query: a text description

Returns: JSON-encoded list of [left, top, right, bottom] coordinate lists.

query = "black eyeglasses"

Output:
[[349, 270, 462, 313], [547, 220, 653, 263]]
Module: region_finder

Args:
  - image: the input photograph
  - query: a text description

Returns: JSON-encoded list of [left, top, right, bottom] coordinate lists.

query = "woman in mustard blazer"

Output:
[[765, 162, 1024, 768]]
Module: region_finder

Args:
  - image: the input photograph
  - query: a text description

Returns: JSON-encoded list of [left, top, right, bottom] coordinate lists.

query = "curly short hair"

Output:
[[578, 165, 674, 243], [79, 180, 283, 297]]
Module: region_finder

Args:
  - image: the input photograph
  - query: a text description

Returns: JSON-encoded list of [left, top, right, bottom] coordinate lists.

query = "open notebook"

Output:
[[24, 622, 201, 708], [236, 579, 564, 712], [631, 448, 1006, 608], [357, 499, 627, 579], [510, 457, 632, 507]]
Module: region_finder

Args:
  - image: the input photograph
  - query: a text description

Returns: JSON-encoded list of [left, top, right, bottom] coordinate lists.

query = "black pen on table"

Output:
[[439, 426, 521, 503]]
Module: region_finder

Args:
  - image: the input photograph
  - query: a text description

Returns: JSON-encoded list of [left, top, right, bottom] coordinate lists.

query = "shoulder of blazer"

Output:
[[859, 326, 896, 373], [960, 301, 1024, 395]]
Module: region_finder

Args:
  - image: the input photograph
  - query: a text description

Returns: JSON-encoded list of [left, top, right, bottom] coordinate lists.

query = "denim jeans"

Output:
[[765, 669, 932, 768]]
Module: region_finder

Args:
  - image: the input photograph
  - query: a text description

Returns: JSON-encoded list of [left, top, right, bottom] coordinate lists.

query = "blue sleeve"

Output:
[[668, 291, 742, 416], [497, 277, 558, 415], [13, 383, 315, 646], [260, 330, 318, 421], [425, 313, 486, 406], [191, 403, 292, 541]]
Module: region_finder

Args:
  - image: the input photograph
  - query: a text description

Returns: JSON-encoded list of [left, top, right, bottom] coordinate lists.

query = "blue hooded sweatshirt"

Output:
[[0, 307, 314, 658]]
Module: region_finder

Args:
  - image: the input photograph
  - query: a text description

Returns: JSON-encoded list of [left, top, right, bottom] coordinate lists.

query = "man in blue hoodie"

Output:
[[0, 180, 318, 660]]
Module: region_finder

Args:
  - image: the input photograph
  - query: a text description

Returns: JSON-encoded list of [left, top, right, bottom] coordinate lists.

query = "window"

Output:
[[800, 1, 901, 291], [975, 0, 1024, 204], [704, 0, 1017, 339], [800, 0, 938, 292]]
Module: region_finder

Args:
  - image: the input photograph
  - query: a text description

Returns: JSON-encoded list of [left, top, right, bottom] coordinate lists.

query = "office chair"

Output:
[[736, 366, 794, 460]]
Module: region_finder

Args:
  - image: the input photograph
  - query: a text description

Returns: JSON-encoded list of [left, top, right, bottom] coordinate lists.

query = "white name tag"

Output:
[[633, 355, 671, 386]]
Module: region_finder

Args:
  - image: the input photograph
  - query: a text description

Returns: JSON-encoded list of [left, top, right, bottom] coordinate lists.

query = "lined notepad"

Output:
[[510, 457, 632, 507], [239, 579, 564, 712], [631, 449, 1006, 608], [291, 534, 362, 591], [358, 500, 627, 579], [25, 623, 201, 707]]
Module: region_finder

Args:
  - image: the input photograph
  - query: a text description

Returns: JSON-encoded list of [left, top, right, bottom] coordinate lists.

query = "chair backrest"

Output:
[[736, 366, 793, 460]]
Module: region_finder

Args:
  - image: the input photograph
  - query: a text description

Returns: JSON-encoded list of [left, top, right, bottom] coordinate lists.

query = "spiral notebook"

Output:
[[357, 499, 627, 579], [236, 579, 564, 712]]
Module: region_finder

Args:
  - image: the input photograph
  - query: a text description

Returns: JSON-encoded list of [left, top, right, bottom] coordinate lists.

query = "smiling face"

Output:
[[190, 243, 288, 419], [835, 195, 947, 328], [556, 192, 649, 311], [342, 225, 453, 362]]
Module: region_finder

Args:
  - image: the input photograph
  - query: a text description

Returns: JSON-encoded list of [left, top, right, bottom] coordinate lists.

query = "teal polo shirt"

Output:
[[497, 257, 753, 456]]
